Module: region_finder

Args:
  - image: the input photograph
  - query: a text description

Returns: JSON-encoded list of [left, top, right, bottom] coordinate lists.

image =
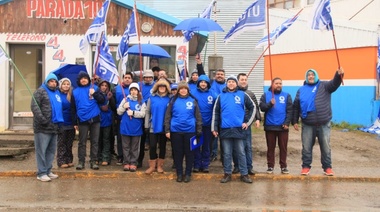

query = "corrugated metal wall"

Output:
[[137, 0, 265, 96]]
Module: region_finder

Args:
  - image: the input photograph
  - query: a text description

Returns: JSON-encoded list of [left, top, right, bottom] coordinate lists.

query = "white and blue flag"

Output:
[[117, 10, 137, 72], [256, 14, 300, 48], [309, 0, 333, 31], [79, 0, 110, 54], [224, 0, 266, 43], [94, 34, 118, 85], [182, 0, 216, 42], [0, 46, 8, 64]]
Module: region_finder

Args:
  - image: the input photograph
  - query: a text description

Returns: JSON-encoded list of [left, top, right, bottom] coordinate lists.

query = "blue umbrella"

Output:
[[52, 64, 87, 88], [127, 43, 171, 58], [173, 17, 224, 32]]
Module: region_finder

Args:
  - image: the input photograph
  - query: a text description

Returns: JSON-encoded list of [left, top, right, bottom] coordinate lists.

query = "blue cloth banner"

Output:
[[182, 0, 216, 42], [190, 134, 204, 151], [94, 35, 118, 85], [177, 60, 186, 81], [309, 0, 333, 31], [223, 0, 266, 43], [377, 36, 380, 81], [117, 10, 137, 72], [256, 14, 299, 48], [79, 0, 110, 54]]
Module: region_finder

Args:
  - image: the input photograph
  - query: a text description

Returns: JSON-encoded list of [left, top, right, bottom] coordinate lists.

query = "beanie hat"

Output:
[[171, 83, 178, 90], [129, 82, 140, 92], [143, 69, 154, 78], [177, 80, 189, 91], [58, 77, 71, 90], [191, 69, 198, 76], [226, 75, 238, 84], [44, 72, 59, 85], [305, 69, 319, 84]]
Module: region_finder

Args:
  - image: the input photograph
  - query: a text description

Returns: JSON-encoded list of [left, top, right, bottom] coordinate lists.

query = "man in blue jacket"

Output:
[[71, 71, 105, 170], [212, 75, 255, 183], [293, 68, 344, 176]]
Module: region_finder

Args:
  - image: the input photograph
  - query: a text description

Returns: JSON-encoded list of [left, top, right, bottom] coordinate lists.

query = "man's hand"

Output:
[[165, 132, 170, 139], [89, 88, 95, 95], [212, 131, 218, 137], [127, 109, 133, 116], [123, 102, 130, 109], [293, 123, 299, 131], [337, 67, 344, 75], [255, 120, 260, 128], [242, 123, 248, 130]]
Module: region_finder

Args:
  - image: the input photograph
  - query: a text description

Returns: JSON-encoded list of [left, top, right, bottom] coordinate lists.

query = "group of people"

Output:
[[31, 56, 344, 183]]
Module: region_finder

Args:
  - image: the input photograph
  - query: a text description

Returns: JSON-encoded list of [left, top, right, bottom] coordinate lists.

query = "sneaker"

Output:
[[281, 168, 289, 174], [48, 172, 59, 179], [301, 167, 311, 175], [116, 158, 123, 166], [232, 167, 240, 174], [90, 162, 99, 170], [248, 169, 255, 176], [37, 175, 51, 182], [193, 168, 200, 173], [324, 168, 334, 176], [176, 175, 183, 183], [240, 175, 253, 184], [76, 162, 84, 170], [220, 174, 232, 183], [184, 175, 191, 183], [202, 168, 209, 173], [123, 164, 130, 171], [129, 165, 137, 172], [266, 167, 274, 174]]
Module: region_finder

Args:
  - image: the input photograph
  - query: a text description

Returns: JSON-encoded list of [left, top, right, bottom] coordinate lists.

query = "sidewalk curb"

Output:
[[1, 170, 379, 182]]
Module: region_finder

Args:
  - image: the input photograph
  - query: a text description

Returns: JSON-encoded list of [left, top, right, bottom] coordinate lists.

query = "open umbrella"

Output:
[[52, 64, 87, 88], [173, 17, 224, 32], [127, 43, 171, 58]]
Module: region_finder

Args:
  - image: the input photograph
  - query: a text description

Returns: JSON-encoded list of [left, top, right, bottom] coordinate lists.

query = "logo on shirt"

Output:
[[186, 101, 193, 109], [134, 104, 141, 111], [234, 96, 241, 104], [207, 96, 213, 104], [312, 86, 317, 93], [55, 94, 62, 103], [279, 96, 285, 104]]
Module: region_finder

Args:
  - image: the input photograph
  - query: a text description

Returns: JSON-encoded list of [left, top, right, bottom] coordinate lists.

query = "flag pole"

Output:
[[331, 29, 343, 85], [134, 1, 143, 88], [265, 1, 274, 95], [0, 45, 40, 109], [247, 46, 269, 78]]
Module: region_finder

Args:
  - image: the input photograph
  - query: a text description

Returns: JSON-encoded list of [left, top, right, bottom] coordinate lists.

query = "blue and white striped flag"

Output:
[[224, 0, 266, 43], [256, 14, 299, 48], [94, 34, 118, 85], [309, 0, 333, 31], [117, 10, 137, 72], [79, 0, 110, 54], [182, 0, 216, 42], [0, 47, 8, 64]]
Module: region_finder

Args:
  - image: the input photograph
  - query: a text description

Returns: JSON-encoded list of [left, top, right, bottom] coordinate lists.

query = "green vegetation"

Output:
[[331, 121, 363, 131]]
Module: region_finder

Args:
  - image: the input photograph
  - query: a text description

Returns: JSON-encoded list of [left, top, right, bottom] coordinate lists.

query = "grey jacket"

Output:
[[31, 87, 60, 134]]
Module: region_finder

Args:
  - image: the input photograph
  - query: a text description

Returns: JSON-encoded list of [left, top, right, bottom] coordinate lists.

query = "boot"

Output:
[[145, 159, 157, 174], [157, 158, 165, 173]]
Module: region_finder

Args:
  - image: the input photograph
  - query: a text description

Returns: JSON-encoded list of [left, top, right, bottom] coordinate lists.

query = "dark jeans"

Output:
[[149, 133, 167, 159], [233, 127, 253, 171], [116, 119, 123, 160], [98, 126, 111, 163], [265, 130, 289, 168], [78, 121, 100, 163], [171, 132, 195, 176], [138, 124, 148, 164], [194, 126, 211, 169]]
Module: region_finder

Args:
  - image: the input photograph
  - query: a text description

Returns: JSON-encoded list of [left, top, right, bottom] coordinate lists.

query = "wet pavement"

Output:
[[1, 133, 380, 211]]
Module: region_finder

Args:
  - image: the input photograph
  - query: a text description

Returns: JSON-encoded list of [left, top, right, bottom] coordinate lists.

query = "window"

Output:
[[269, 0, 296, 9]]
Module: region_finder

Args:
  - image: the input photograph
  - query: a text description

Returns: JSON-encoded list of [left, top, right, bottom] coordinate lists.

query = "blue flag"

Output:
[[256, 14, 300, 48], [0, 46, 8, 64], [117, 10, 137, 72], [309, 0, 333, 31], [182, 0, 216, 42], [94, 34, 118, 85], [224, 0, 266, 43], [177, 60, 187, 81], [79, 0, 110, 54]]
